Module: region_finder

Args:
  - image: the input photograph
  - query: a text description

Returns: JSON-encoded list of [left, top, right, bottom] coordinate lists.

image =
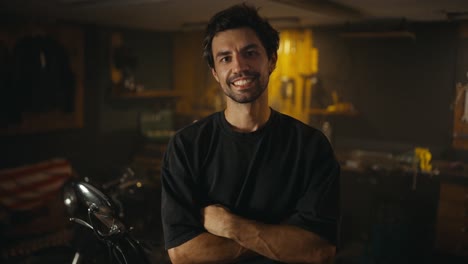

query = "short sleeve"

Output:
[[161, 135, 205, 249], [284, 133, 340, 246]]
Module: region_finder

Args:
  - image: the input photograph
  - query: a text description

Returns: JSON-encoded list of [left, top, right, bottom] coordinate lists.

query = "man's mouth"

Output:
[[232, 78, 254, 87], [228, 71, 260, 90]]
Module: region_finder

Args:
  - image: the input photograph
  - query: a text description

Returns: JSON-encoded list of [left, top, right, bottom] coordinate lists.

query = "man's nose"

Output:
[[232, 54, 249, 73]]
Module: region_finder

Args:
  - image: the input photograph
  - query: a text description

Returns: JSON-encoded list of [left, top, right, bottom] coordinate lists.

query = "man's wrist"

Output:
[[223, 212, 242, 240], [226, 214, 261, 244], [223, 211, 240, 239]]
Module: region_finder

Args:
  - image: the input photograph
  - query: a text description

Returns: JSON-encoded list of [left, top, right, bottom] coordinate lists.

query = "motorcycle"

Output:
[[64, 168, 168, 264]]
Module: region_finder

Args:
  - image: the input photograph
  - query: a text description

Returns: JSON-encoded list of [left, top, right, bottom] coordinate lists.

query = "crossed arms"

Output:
[[168, 204, 336, 264]]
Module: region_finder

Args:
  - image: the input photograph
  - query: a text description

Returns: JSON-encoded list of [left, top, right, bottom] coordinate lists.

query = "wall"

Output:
[[313, 21, 466, 159], [0, 24, 173, 179]]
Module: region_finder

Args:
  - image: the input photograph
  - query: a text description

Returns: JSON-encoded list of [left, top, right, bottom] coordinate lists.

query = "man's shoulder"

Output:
[[272, 110, 331, 149], [171, 111, 221, 142], [274, 110, 320, 134]]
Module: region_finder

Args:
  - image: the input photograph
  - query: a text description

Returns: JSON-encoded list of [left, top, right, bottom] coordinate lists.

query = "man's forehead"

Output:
[[212, 28, 263, 51]]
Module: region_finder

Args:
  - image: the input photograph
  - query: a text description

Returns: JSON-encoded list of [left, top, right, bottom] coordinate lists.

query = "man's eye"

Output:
[[220, 57, 231, 63], [246, 50, 258, 57]]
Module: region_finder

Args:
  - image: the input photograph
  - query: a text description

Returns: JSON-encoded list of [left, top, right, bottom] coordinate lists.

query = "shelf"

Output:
[[308, 108, 358, 116], [115, 89, 186, 98]]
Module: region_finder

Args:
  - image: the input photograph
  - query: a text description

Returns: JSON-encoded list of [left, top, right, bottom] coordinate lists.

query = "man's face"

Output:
[[210, 27, 276, 104]]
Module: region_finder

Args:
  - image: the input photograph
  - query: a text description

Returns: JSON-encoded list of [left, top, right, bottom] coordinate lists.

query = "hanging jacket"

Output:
[[12, 35, 76, 114]]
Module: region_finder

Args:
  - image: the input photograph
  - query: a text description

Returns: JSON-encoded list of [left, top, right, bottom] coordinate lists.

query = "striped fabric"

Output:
[[0, 159, 72, 211]]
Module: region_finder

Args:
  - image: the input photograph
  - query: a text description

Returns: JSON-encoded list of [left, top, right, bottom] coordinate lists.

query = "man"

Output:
[[161, 3, 340, 263]]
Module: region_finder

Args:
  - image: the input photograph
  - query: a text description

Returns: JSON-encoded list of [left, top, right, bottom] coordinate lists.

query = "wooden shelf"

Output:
[[115, 89, 186, 98], [308, 108, 358, 116]]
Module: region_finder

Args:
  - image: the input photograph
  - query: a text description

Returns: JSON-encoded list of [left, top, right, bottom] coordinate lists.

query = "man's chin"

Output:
[[230, 93, 262, 104], [224, 84, 266, 104]]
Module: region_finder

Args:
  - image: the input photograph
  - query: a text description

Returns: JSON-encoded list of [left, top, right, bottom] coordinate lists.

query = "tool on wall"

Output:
[[452, 71, 468, 149], [280, 77, 295, 102], [455, 76, 468, 122], [279, 76, 296, 114], [300, 73, 316, 111]]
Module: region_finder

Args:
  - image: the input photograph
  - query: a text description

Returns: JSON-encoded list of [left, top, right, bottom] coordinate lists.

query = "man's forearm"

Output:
[[168, 232, 256, 264], [203, 205, 335, 264], [229, 219, 335, 263]]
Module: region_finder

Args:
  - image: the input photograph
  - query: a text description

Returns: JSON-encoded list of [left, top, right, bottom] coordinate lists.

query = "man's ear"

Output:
[[269, 53, 278, 74], [211, 67, 220, 83]]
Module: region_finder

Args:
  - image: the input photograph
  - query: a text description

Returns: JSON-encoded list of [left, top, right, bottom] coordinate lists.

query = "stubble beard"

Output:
[[223, 71, 267, 104]]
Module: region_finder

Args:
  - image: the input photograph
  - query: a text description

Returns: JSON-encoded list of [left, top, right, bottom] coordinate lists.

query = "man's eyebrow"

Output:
[[215, 50, 232, 59], [215, 43, 261, 59], [241, 43, 260, 51]]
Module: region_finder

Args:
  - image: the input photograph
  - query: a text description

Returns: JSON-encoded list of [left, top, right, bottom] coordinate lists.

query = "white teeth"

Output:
[[233, 79, 252, 86]]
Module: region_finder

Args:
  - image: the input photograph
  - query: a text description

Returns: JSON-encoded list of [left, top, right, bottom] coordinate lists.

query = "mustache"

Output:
[[227, 70, 260, 83]]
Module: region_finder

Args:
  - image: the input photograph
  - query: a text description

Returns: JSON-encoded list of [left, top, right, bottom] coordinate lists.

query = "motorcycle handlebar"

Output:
[[70, 217, 93, 230]]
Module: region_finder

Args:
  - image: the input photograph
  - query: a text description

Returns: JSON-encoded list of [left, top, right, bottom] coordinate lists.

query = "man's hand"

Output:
[[166, 205, 256, 264], [201, 204, 237, 238]]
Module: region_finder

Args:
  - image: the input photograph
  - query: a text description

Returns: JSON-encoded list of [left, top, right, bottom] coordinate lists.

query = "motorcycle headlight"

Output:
[[63, 181, 77, 216]]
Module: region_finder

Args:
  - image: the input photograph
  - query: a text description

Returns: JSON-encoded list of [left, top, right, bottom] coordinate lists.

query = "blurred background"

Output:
[[1, 0, 468, 263]]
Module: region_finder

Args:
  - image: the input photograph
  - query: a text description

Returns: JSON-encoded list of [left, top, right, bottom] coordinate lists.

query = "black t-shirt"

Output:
[[161, 109, 340, 263]]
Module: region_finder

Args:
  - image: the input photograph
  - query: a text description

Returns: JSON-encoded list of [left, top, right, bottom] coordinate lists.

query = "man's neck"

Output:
[[224, 95, 271, 133]]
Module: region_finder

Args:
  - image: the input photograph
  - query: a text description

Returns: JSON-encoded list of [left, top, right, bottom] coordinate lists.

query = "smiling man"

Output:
[[161, 3, 340, 264]]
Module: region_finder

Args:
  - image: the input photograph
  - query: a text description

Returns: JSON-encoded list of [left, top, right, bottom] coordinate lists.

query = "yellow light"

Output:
[[283, 39, 291, 54]]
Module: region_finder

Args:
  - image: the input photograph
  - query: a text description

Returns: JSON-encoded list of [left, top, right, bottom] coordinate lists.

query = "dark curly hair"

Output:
[[203, 3, 280, 69]]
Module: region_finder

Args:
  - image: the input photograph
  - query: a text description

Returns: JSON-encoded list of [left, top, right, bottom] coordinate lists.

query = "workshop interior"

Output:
[[1, 0, 468, 263]]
